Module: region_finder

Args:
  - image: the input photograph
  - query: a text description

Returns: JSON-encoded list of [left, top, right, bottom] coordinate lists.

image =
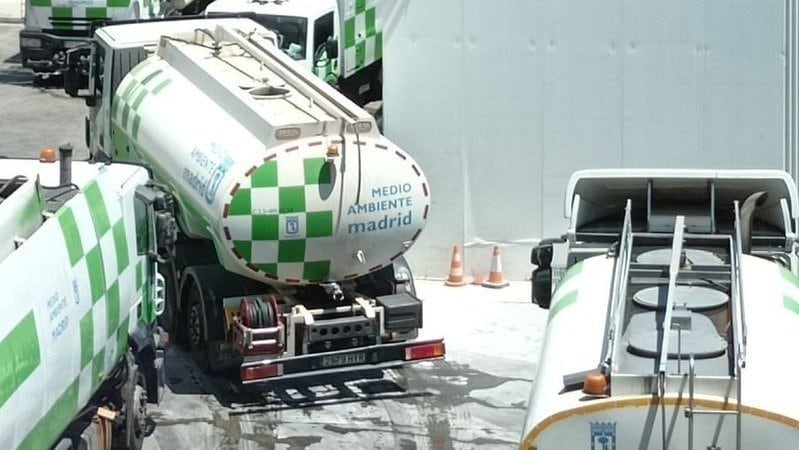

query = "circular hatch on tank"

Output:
[[632, 285, 729, 312], [636, 248, 724, 265]]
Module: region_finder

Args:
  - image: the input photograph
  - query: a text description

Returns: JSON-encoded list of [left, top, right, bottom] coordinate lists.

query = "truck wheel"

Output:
[[186, 283, 209, 370], [113, 354, 147, 450]]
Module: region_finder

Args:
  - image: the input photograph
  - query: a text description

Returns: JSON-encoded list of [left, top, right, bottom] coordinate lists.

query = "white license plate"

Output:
[[321, 352, 366, 368]]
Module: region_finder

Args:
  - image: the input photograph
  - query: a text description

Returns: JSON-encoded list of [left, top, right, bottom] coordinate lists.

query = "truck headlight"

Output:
[[21, 37, 41, 48]]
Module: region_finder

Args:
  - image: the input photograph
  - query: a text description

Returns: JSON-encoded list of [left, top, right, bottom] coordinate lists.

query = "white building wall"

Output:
[[383, 0, 790, 280]]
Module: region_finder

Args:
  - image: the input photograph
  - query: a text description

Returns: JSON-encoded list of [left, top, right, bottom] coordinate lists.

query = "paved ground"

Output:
[[146, 281, 548, 450], [0, 22, 550, 449]]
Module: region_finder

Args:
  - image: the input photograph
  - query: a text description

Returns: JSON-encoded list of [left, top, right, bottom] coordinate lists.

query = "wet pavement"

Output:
[[144, 281, 548, 450]]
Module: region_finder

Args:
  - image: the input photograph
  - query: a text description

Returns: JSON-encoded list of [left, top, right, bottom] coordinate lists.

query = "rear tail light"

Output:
[[241, 363, 283, 382], [405, 342, 445, 361]]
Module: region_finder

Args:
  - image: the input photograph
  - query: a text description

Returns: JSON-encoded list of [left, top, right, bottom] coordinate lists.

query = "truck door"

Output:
[[312, 11, 338, 84]]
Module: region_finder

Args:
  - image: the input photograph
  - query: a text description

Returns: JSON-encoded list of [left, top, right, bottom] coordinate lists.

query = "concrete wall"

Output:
[[383, 0, 791, 280], [0, 0, 22, 21]]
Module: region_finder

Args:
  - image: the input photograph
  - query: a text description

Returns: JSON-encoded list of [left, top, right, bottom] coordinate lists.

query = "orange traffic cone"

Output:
[[482, 246, 509, 288], [444, 245, 470, 286]]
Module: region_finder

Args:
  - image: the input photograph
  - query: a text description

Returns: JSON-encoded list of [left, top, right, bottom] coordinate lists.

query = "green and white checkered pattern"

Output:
[[30, 0, 132, 31], [343, 0, 382, 77], [57, 176, 140, 410], [112, 58, 173, 158], [223, 154, 335, 283], [0, 169, 146, 449]]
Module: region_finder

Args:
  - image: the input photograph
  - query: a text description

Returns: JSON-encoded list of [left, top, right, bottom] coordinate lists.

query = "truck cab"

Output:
[[204, 0, 383, 105], [18, 0, 180, 76]]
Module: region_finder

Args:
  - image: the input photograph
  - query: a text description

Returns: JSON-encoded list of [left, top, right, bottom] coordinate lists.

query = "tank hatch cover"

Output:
[[626, 311, 727, 359], [636, 248, 723, 265], [632, 285, 729, 312]]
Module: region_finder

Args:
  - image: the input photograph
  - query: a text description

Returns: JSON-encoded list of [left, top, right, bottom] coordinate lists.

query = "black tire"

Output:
[[112, 354, 147, 450], [186, 283, 209, 371]]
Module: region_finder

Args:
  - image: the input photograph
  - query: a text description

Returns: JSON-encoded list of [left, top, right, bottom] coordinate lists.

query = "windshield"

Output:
[[255, 14, 308, 60]]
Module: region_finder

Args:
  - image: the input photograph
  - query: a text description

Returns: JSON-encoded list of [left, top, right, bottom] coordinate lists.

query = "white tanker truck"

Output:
[[65, 17, 444, 383], [521, 169, 799, 449], [0, 146, 171, 448]]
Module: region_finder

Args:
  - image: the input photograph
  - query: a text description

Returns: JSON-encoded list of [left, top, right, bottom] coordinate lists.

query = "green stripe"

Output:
[[365, 7, 376, 37], [136, 260, 143, 290], [107, 281, 120, 337], [151, 78, 172, 94], [374, 32, 382, 61], [118, 318, 130, 353], [58, 208, 83, 267], [557, 261, 584, 288], [355, 0, 365, 14], [548, 290, 578, 323], [107, 0, 130, 7], [118, 79, 138, 104], [784, 296, 799, 315], [140, 68, 163, 86], [355, 41, 365, 68], [781, 267, 799, 287], [0, 312, 41, 410], [18, 379, 79, 450], [122, 104, 131, 130], [85, 6, 106, 19], [112, 219, 130, 273], [131, 89, 148, 111], [29, 0, 50, 6], [86, 246, 107, 303], [344, 17, 355, 48], [85, 181, 111, 235], [132, 115, 142, 139], [80, 309, 93, 367]]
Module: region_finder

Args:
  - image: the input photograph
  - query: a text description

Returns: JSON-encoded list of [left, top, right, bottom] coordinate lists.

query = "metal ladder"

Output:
[[682, 200, 747, 450]]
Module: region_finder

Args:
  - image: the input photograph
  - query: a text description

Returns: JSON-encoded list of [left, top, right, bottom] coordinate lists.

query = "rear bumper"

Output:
[[240, 338, 445, 384], [19, 29, 90, 72]]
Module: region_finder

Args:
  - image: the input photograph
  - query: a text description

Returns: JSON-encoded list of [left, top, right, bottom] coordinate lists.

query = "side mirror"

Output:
[[531, 244, 553, 267], [63, 45, 89, 98], [531, 244, 553, 308], [532, 267, 552, 309], [325, 36, 339, 60]]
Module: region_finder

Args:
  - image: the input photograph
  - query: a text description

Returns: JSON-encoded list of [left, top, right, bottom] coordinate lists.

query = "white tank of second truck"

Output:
[[110, 27, 429, 285]]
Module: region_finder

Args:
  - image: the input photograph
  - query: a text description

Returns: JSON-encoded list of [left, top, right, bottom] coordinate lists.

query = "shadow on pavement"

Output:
[[162, 343, 434, 413]]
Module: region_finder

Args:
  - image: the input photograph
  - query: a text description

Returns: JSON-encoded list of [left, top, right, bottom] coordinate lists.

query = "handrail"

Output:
[[731, 201, 748, 368], [600, 199, 634, 374], [657, 215, 686, 376]]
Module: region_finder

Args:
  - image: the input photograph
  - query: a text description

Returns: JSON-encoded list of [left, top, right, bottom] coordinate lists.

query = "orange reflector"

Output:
[[39, 147, 57, 163], [241, 363, 283, 381], [405, 342, 445, 361], [583, 372, 608, 395]]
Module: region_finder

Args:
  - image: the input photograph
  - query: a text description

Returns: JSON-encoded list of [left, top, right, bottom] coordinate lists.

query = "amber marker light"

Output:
[[583, 371, 609, 395], [39, 147, 57, 162]]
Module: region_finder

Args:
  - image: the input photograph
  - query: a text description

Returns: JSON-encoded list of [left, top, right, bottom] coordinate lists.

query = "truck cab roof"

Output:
[[96, 17, 274, 49], [205, 0, 334, 19]]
